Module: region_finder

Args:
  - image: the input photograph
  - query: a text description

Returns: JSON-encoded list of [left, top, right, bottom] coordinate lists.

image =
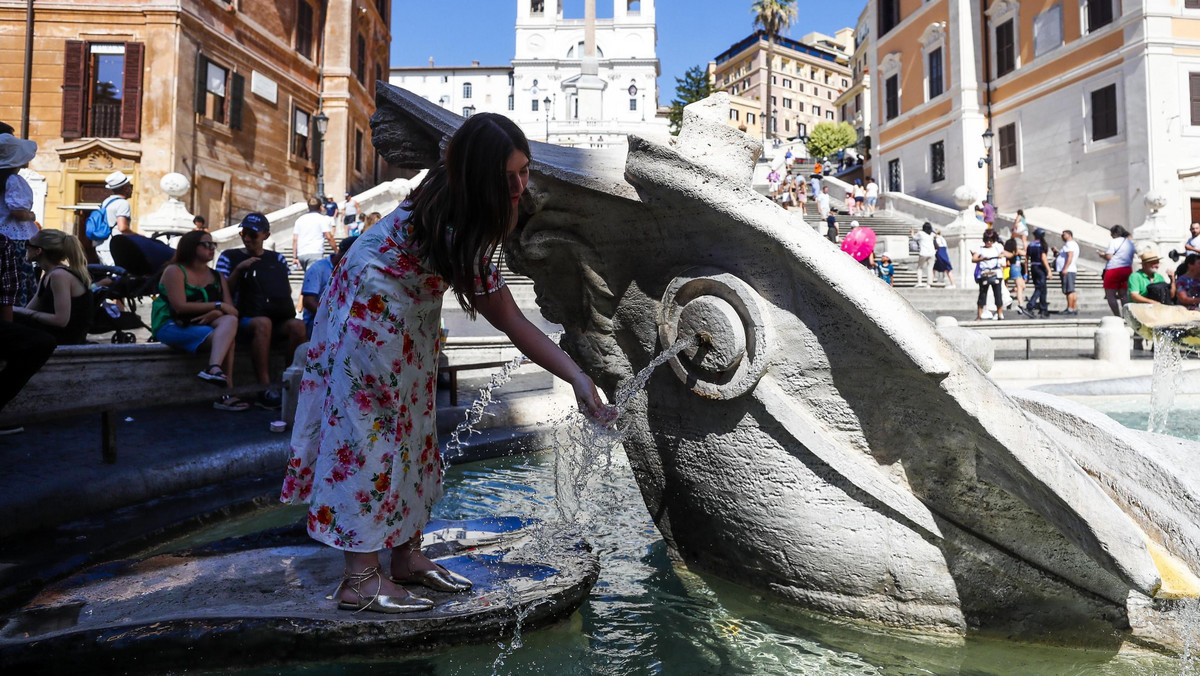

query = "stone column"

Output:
[[942, 185, 985, 277]]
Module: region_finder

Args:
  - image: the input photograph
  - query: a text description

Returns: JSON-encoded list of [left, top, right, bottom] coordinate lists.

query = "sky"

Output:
[[390, 1, 863, 100]]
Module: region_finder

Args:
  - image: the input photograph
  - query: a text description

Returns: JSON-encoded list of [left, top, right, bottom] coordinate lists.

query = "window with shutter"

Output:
[[293, 107, 311, 159], [927, 48, 944, 99], [296, 1, 314, 59], [198, 58, 230, 124], [61, 40, 87, 138], [998, 123, 1017, 168], [1085, 0, 1114, 33], [229, 72, 245, 131], [1191, 74, 1200, 126], [995, 20, 1016, 77], [1091, 84, 1118, 140], [119, 43, 143, 140], [931, 141, 945, 182], [884, 75, 899, 120]]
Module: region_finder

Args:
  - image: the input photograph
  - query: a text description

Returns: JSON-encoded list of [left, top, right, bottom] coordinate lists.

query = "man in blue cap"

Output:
[[216, 212, 306, 409]]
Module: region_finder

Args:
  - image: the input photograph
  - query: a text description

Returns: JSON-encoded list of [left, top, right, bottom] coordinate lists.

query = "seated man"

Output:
[[216, 212, 306, 409], [300, 236, 356, 338], [1128, 251, 1174, 305]]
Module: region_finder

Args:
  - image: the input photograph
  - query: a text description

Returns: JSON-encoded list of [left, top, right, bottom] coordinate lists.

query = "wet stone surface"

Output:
[[0, 517, 599, 672]]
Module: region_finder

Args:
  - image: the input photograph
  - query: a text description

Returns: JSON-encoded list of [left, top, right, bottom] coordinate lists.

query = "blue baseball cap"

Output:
[[239, 212, 270, 233]]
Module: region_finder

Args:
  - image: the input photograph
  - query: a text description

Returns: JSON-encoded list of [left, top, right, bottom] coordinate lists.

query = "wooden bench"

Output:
[[1, 343, 288, 463], [959, 319, 1105, 359]]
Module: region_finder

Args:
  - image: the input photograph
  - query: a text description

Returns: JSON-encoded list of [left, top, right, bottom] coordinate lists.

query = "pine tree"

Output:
[[668, 65, 714, 135]]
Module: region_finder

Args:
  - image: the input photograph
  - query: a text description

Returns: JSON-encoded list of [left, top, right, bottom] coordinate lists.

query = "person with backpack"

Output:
[[215, 212, 305, 410], [89, 171, 133, 266], [1023, 228, 1052, 318], [1128, 251, 1174, 306]]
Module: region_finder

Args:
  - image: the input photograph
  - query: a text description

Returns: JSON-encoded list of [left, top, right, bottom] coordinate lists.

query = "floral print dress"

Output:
[[280, 208, 503, 552]]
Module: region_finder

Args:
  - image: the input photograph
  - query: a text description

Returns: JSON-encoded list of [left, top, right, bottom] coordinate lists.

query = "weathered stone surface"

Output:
[[370, 86, 1200, 645], [1124, 303, 1200, 352], [0, 518, 598, 672]]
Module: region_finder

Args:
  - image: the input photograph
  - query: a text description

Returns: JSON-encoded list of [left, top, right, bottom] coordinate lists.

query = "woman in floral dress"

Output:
[[282, 113, 615, 613]]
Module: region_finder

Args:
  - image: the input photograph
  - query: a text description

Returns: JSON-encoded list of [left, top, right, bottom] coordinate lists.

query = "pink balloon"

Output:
[[840, 227, 877, 262]]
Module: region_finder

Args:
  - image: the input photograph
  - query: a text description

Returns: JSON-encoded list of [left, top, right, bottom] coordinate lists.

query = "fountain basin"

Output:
[[0, 518, 598, 672]]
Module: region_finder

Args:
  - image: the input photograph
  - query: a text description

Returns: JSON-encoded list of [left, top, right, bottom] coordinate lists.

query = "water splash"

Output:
[[1149, 328, 1184, 434], [1180, 598, 1200, 675], [467, 334, 696, 676], [549, 335, 696, 523], [443, 351, 530, 467]]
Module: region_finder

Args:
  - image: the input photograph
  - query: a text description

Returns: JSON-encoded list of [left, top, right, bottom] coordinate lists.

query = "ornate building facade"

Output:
[[0, 0, 388, 233], [391, 0, 667, 149], [711, 29, 854, 141], [868, 0, 1200, 244]]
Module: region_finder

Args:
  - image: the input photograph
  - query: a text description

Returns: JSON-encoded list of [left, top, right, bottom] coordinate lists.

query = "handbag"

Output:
[[909, 237, 921, 254]]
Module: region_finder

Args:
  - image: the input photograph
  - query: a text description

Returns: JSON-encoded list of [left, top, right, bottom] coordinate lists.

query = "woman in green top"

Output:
[[151, 230, 247, 411]]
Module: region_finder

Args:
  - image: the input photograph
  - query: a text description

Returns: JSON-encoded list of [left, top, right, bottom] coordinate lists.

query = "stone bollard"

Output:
[[1094, 316, 1131, 363], [934, 316, 995, 372]]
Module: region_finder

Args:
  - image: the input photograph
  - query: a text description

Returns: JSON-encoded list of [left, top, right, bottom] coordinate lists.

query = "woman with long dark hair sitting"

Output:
[[13, 229, 93, 345], [150, 229, 247, 411]]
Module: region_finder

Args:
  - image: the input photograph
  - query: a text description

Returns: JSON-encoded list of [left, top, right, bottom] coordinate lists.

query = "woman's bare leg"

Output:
[[341, 550, 411, 603]]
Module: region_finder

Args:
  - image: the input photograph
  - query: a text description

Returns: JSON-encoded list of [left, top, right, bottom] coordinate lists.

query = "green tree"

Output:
[[751, 0, 797, 140], [668, 65, 714, 135], [805, 121, 858, 161]]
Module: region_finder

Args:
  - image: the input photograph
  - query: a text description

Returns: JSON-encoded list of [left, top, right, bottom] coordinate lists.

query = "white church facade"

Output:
[[390, 0, 668, 148]]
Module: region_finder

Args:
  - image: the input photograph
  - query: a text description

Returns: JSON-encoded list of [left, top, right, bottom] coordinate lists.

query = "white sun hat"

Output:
[[104, 171, 131, 190]]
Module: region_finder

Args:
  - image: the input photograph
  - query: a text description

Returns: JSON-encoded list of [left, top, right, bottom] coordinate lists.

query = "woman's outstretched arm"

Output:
[[473, 285, 615, 422]]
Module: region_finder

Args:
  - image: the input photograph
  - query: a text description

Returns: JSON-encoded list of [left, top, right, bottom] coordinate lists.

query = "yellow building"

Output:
[[711, 29, 854, 141], [869, 0, 1200, 244], [0, 0, 388, 235]]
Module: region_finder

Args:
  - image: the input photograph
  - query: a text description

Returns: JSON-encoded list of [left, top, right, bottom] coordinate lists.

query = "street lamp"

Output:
[[979, 127, 995, 204], [773, 108, 779, 145], [313, 110, 329, 199], [543, 96, 551, 142]]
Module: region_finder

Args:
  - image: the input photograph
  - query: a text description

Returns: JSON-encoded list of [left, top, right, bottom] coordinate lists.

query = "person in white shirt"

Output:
[[971, 229, 1007, 320], [864, 178, 879, 216], [815, 186, 831, 219], [910, 222, 937, 287], [1184, 222, 1200, 255], [95, 171, 133, 267], [1099, 225, 1135, 316], [292, 197, 336, 270], [1058, 230, 1080, 315]]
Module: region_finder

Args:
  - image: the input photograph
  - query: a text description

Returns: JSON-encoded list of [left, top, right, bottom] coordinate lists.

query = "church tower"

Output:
[[512, 0, 664, 148]]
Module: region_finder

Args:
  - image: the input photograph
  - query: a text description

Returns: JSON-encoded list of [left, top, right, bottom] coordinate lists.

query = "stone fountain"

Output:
[[371, 86, 1200, 650]]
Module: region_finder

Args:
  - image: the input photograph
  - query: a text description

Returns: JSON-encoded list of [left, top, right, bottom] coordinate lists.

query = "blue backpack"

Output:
[[85, 196, 117, 242]]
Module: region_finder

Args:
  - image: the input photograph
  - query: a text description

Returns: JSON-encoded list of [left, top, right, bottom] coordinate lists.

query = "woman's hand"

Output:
[[572, 372, 617, 425], [191, 310, 223, 326]]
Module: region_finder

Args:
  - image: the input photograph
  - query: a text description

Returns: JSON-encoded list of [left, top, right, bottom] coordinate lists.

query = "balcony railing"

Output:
[[89, 102, 122, 138]]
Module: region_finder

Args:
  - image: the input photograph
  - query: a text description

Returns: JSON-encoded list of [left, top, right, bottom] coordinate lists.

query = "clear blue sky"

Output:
[[390, 1, 863, 100]]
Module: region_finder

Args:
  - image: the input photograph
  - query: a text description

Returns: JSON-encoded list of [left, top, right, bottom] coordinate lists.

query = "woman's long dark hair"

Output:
[[172, 229, 211, 266], [405, 113, 531, 317]]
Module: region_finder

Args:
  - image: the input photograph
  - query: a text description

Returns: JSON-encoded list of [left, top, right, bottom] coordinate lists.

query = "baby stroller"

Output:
[[85, 234, 175, 343]]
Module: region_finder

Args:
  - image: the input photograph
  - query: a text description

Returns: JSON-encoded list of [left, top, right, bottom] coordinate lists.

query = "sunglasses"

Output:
[[198, 241, 217, 249]]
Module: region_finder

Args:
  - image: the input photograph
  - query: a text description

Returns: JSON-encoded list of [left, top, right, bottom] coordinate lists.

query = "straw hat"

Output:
[[104, 171, 131, 190], [0, 134, 37, 169], [1139, 251, 1161, 266]]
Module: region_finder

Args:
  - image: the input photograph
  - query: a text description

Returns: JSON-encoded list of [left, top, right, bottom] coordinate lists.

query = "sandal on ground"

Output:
[[335, 567, 434, 614], [212, 395, 251, 412], [197, 365, 228, 385], [392, 562, 472, 593]]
